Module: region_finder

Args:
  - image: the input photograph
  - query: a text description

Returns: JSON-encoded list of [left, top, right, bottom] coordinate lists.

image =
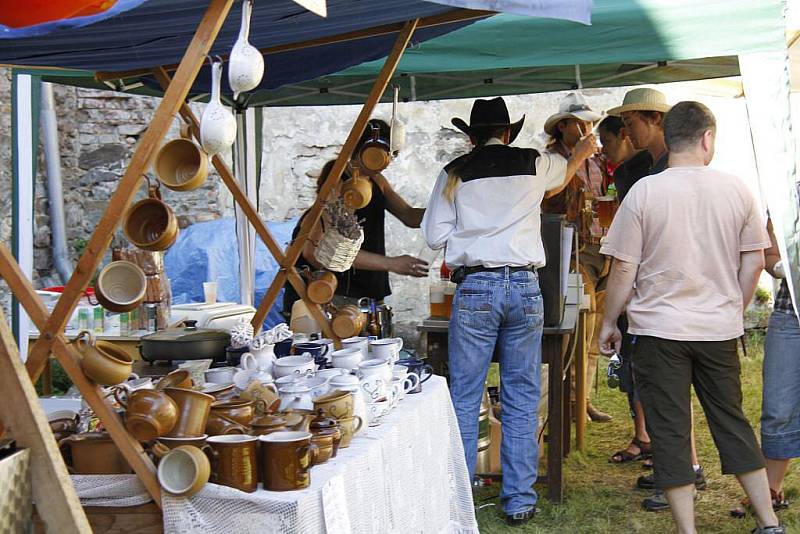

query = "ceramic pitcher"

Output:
[[200, 59, 236, 155], [228, 0, 264, 99]]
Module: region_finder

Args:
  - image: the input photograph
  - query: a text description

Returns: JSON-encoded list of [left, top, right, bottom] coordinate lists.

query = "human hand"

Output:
[[388, 255, 429, 277], [574, 133, 597, 162], [599, 321, 622, 355]]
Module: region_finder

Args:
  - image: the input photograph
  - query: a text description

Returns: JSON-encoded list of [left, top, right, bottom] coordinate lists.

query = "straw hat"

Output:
[[607, 87, 672, 116], [544, 93, 603, 136], [452, 97, 525, 143]]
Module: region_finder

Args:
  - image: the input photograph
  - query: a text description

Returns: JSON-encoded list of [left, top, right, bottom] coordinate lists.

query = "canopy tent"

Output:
[[13, 0, 785, 107]]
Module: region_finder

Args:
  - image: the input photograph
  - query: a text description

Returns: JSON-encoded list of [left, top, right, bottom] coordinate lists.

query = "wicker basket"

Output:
[[314, 227, 364, 272]]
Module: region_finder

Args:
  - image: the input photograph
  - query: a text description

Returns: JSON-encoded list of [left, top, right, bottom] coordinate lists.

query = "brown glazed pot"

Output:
[[60, 433, 132, 475], [258, 431, 318, 491], [306, 271, 338, 305], [205, 412, 249, 436], [123, 185, 179, 251], [331, 305, 366, 340], [117, 388, 178, 441], [94, 260, 147, 313], [164, 387, 215, 438], [157, 445, 210, 497], [250, 413, 287, 436], [205, 435, 259, 493], [210, 399, 255, 426], [156, 369, 193, 391], [154, 138, 209, 192], [74, 331, 133, 386]]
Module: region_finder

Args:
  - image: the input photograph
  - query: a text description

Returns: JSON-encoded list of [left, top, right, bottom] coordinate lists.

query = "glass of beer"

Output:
[[443, 282, 456, 320], [596, 196, 617, 228], [429, 281, 447, 318]]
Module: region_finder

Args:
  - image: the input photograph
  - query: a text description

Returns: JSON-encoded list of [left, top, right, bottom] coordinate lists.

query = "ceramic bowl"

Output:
[[330, 348, 363, 371], [272, 354, 315, 379]]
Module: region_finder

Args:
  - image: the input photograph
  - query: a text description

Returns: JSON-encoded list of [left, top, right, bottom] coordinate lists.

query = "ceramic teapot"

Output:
[[200, 58, 236, 155], [228, 0, 264, 99]]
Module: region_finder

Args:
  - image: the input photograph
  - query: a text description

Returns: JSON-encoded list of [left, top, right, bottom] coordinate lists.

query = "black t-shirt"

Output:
[[282, 180, 389, 315], [614, 150, 669, 202]]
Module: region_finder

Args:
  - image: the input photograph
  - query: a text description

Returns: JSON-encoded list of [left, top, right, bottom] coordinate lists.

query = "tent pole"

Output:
[[23, 0, 236, 382], [251, 18, 420, 332]]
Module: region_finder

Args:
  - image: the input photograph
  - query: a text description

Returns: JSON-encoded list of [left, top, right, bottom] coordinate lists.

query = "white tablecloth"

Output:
[[72, 376, 478, 534]]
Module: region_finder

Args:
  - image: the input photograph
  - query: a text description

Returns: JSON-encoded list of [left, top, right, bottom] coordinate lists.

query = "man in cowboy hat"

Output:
[[542, 93, 613, 423], [605, 88, 707, 512], [423, 97, 596, 526]]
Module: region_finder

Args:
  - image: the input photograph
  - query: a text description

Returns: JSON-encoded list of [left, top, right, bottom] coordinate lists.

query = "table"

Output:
[[416, 302, 579, 503], [71, 376, 478, 534]]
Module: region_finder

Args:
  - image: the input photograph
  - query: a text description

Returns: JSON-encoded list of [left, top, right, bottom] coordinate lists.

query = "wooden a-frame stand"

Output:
[[0, 0, 487, 512]]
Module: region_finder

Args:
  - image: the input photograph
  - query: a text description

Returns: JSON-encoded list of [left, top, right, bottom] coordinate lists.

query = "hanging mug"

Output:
[[357, 124, 392, 174], [340, 175, 373, 210], [123, 182, 179, 251], [306, 270, 338, 305], [154, 138, 208, 192]]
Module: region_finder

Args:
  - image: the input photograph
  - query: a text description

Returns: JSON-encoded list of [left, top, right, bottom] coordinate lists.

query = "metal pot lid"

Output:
[[141, 320, 230, 343]]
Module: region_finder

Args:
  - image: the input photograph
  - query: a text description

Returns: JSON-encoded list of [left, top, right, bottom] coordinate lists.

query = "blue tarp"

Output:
[[165, 217, 298, 329]]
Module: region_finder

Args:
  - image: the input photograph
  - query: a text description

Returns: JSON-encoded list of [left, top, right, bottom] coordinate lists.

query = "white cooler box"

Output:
[[170, 303, 256, 331]]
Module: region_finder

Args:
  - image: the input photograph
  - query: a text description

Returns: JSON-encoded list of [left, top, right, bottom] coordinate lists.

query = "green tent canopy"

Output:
[[28, 0, 785, 107]]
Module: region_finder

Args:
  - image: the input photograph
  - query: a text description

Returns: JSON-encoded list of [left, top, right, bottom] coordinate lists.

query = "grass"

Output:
[[476, 331, 800, 533]]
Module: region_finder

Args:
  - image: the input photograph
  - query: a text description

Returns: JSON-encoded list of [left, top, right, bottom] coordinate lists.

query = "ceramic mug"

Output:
[[60, 433, 132, 474], [164, 387, 215, 438], [116, 388, 178, 441], [396, 358, 434, 394], [155, 434, 208, 451], [368, 337, 403, 364], [258, 431, 318, 491], [356, 359, 393, 402], [154, 138, 209, 192], [392, 365, 420, 392], [366, 400, 392, 427], [332, 308, 366, 339], [274, 338, 293, 357], [391, 376, 415, 402], [156, 369, 193, 391], [337, 416, 363, 448], [157, 445, 210, 497], [205, 434, 259, 493], [330, 348, 363, 371], [204, 366, 237, 385], [340, 176, 373, 210], [94, 260, 147, 313], [312, 389, 354, 420], [272, 354, 315, 379], [310, 431, 336, 464], [306, 271, 338, 304], [340, 336, 369, 355], [73, 330, 133, 386], [123, 184, 179, 252]]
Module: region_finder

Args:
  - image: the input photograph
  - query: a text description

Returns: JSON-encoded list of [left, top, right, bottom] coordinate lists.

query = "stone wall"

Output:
[[0, 70, 760, 341]]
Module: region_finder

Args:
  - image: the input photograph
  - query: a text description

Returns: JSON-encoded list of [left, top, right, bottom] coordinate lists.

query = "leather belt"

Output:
[[463, 264, 537, 276]]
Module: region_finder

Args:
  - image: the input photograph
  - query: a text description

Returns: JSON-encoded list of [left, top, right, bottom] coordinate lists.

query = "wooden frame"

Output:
[[0, 1, 420, 512]]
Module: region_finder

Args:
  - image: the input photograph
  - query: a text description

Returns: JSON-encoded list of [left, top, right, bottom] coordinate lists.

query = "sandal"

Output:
[[730, 489, 789, 518], [610, 437, 652, 464]]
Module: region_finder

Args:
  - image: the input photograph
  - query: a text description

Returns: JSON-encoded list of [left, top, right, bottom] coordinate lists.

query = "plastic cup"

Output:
[[203, 282, 218, 304]]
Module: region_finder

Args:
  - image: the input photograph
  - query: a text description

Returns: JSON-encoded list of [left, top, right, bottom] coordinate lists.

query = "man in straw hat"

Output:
[[599, 101, 784, 534], [423, 97, 595, 526], [606, 88, 709, 513], [542, 92, 613, 424]]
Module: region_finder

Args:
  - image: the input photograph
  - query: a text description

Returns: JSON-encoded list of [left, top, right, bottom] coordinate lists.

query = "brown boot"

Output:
[[587, 403, 612, 422]]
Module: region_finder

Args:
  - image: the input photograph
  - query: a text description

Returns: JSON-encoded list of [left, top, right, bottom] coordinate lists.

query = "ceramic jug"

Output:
[[200, 59, 236, 155], [240, 344, 276, 372], [228, 0, 264, 99]]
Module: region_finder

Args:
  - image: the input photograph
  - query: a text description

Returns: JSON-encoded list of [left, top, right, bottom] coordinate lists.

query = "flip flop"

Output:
[[610, 437, 652, 464]]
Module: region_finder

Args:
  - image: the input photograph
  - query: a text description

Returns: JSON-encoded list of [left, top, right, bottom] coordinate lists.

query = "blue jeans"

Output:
[[448, 269, 544, 514], [761, 310, 800, 459]]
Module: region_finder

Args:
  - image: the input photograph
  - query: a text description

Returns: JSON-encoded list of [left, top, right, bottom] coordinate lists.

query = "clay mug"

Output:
[[258, 431, 318, 491], [368, 337, 403, 364], [206, 399, 256, 434], [240, 381, 281, 414], [94, 260, 147, 313], [357, 125, 392, 174], [154, 138, 208, 192], [157, 445, 211, 497], [306, 271, 338, 304], [116, 388, 178, 441], [332, 307, 366, 339], [123, 183, 179, 251], [340, 175, 373, 210], [156, 369, 194, 391], [73, 330, 133, 386], [205, 412, 249, 436], [164, 387, 215, 438], [205, 434, 259, 493], [337, 416, 363, 448], [310, 431, 335, 464], [312, 389, 354, 420], [60, 433, 133, 475]]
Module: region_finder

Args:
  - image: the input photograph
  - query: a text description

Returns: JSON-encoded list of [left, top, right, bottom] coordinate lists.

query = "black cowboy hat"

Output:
[[452, 97, 525, 143]]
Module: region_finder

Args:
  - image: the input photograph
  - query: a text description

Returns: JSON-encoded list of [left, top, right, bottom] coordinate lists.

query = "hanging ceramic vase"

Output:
[[228, 0, 264, 100], [200, 58, 237, 156]]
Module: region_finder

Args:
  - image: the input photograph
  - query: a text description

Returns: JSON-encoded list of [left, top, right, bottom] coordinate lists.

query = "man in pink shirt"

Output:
[[599, 101, 783, 534]]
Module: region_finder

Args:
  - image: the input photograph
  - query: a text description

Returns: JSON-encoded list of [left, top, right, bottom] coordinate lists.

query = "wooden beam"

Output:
[[95, 9, 490, 83], [0, 307, 91, 534], [252, 19, 419, 330], [25, 0, 236, 382], [0, 244, 163, 506], [574, 310, 587, 451]]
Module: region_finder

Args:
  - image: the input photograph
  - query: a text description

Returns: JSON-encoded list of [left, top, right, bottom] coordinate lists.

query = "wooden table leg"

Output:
[[544, 335, 563, 503], [562, 354, 571, 458]]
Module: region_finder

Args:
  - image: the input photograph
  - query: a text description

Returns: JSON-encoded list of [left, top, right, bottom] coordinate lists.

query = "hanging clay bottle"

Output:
[[228, 0, 264, 100], [200, 59, 237, 156]]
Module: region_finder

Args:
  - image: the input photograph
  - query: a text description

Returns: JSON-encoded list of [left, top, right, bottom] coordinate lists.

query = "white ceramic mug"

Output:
[[368, 337, 403, 363], [272, 354, 315, 379], [357, 359, 392, 402], [392, 366, 420, 392], [204, 366, 236, 385], [366, 399, 392, 427], [341, 336, 369, 355], [331, 348, 363, 371]]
